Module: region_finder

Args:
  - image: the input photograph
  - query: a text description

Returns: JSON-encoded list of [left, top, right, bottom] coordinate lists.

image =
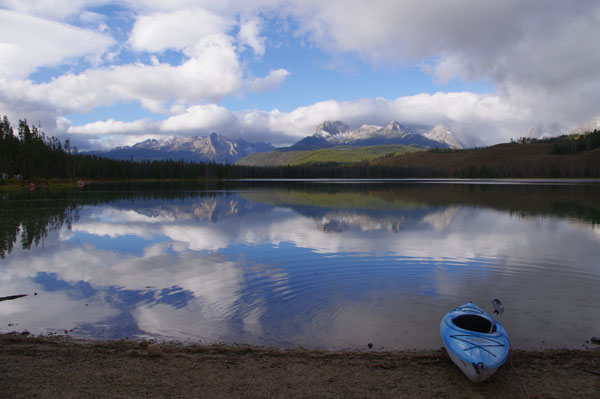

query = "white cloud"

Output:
[[287, 0, 600, 129], [67, 118, 158, 135], [0, 0, 99, 20], [1, 26, 293, 137], [129, 7, 232, 53], [2, 1, 600, 148], [160, 104, 234, 132], [238, 16, 266, 56], [0, 9, 115, 79], [78, 10, 106, 25], [247, 68, 290, 93], [1, 34, 243, 112]]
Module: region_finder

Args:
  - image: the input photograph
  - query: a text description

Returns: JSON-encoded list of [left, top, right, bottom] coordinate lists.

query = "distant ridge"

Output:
[[237, 120, 464, 166], [287, 120, 464, 150], [86, 120, 465, 165], [87, 133, 274, 163]]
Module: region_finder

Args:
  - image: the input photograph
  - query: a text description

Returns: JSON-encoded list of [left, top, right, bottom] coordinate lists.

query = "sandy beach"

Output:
[[1, 333, 599, 398]]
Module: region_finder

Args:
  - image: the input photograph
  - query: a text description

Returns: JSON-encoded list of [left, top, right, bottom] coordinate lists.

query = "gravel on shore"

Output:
[[1, 333, 599, 398]]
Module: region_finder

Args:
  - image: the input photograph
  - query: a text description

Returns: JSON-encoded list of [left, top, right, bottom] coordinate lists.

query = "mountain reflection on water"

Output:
[[1, 180, 599, 350]]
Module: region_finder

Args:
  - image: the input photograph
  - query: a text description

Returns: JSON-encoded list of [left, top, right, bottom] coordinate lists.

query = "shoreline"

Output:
[[2, 177, 600, 194], [2, 333, 599, 398], [3, 176, 600, 188]]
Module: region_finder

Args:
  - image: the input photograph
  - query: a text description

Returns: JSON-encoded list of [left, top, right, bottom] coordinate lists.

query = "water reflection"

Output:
[[1, 181, 599, 349]]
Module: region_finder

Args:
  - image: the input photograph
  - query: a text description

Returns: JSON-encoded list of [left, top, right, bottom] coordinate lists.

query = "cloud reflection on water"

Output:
[[1, 183, 599, 349]]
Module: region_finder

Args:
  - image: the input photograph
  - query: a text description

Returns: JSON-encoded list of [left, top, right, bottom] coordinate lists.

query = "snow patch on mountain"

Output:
[[315, 121, 351, 138], [424, 124, 464, 149], [92, 133, 274, 163], [311, 120, 463, 149]]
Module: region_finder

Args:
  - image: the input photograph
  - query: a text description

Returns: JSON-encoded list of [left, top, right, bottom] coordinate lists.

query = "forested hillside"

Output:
[[372, 131, 600, 178]]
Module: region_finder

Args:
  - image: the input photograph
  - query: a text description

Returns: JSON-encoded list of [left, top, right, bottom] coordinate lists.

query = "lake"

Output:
[[1, 180, 599, 350]]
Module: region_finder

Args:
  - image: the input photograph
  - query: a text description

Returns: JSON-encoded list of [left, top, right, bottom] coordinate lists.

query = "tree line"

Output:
[[550, 130, 600, 154], [508, 130, 600, 153], [0, 116, 240, 181], [2, 116, 600, 181]]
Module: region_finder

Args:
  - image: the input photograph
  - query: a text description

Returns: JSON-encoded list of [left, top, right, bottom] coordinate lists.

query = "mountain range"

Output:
[[237, 121, 464, 166], [87, 120, 464, 164], [87, 133, 274, 164], [285, 121, 463, 151]]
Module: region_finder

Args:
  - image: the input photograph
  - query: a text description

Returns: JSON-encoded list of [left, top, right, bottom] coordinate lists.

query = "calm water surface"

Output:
[[1, 180, 599, 350]]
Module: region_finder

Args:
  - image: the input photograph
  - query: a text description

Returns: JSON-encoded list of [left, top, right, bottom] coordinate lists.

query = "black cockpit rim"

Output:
[[452, 314, 496, 333]]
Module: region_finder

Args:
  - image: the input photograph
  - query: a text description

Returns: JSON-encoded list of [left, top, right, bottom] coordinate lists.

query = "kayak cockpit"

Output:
[[452, 314, 496, 333]]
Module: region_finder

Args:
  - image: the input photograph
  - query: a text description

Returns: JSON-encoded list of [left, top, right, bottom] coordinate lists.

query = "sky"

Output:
[[1, 1, 599, 150]]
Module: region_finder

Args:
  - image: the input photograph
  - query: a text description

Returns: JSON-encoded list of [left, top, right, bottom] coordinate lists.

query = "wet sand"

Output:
[[1, 333, 599, 398]]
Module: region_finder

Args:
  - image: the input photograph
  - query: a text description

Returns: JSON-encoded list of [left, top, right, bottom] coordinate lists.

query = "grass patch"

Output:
[[238, 145, 422, 167]]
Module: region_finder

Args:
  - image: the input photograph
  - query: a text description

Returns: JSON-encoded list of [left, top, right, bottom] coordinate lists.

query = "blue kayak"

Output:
[[440, 302, 509, 382]]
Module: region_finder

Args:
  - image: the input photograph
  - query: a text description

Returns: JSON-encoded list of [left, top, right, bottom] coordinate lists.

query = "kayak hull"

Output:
[[445, 345, 500, 382], [440, 302, 509, 383]]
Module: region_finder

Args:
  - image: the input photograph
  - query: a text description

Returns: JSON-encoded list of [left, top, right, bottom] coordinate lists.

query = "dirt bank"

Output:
[[1, 333, 599, 398]]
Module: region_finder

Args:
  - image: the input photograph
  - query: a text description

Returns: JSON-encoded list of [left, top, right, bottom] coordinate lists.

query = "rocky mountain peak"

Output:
[[383, 121, 409, 137], [315, 121, 350, 137], [132, 138, 160, 149], [385, 121, 404, 132], [424, 124, 464, 149], [90, 133, 274, 163], [308, 119, 465, 148]]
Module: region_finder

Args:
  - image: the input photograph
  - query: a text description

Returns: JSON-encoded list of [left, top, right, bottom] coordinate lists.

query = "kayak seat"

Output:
[[453, 314, 496, 333]]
